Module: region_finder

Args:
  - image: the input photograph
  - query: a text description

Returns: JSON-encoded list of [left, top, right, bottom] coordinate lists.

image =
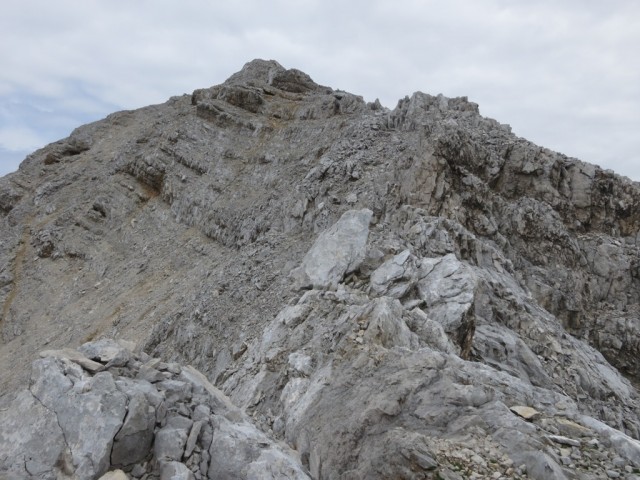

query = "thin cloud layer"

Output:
[[1, 0, 638, 180]]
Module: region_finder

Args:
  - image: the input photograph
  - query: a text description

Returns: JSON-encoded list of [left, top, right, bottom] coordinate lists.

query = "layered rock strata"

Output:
[[1, 59, 639, 479]]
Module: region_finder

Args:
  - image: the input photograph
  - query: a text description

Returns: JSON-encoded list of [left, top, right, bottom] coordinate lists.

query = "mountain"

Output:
[[0, 59, 639, 479]]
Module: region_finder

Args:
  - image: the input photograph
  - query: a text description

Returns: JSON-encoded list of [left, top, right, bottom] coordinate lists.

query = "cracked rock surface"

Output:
[[1, 59, 640, 479], [0, 340, 308, 479]]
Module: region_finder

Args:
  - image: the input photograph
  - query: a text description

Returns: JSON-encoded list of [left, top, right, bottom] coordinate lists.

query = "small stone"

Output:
[[137, 365, 165, 383], [157, 379, 192, 403], [97, 470, 128, 480], [288, 352, 314, 376], [166, 362, 182, 375], [131, 464, 147, 477], [612, 457, 625, 468], [556, 418, 593, 437], [145, 358, 162, 369], [509, 406, 541, 421], [39, 348, 104, 373], [605, 470, 620, 478], [184, 421, 203, 458], [79, 339, 131, 367], [155, 424, 190, 461], [160, 461, 195, 480], [559, 448, 572, 457], [192, 404, 211, 422], [345, 193, 357, 204], [547, 435, 581, 447]]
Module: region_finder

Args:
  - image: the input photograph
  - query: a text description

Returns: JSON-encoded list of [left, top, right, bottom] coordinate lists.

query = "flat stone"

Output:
[[97, 470, 128, 480], [79, 339, 131, 367], [556, 417, 593, 437], [157, 379, 192, 403], [160, 461, 195, 480], [39, 348, 105, 373], [185, 420, 204, 458], [509, 406, 541, 421], [547, 435, 581, 447]]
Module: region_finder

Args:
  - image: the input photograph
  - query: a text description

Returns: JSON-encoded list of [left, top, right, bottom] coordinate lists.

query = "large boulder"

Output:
[[292, 209, 373, 289]]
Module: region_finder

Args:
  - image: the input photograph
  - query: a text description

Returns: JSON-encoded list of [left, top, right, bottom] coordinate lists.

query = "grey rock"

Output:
[[137, 364, 166, 383], [369, 249, 414, 297], [548, 435, 582, 447], [361, 297, 418, 349], [208, 415, 309, 480], [39, 348, 105, 373], [27, 357, 127, 480], [192, 404, 211, 422], [178, 366, 244, 422], [291, 209, 373, 289], [111, 391, 155, 467], [0, 390, 66, 479], [416, 253, 477, 357], [184, 420, 203, 458], [288, 352, 314, 376], [155, 424, 190, 462], [160, 461, 195, 480], [579, 415, 640, 467], [97, 471, 128, 480], [79, 338, 132, 367]]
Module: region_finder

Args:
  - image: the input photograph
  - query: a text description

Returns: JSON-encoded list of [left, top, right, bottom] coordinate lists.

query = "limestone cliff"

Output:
[[0, 59, 639, 479]]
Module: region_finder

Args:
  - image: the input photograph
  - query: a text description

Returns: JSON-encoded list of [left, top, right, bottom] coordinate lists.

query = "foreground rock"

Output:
[[218, 208, 640, 480], [0, 340, 308, 480]]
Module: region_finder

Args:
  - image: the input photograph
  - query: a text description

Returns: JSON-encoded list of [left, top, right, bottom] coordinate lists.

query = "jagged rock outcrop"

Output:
[[0, 340, 308, 479], [1, 59, 640, 479]]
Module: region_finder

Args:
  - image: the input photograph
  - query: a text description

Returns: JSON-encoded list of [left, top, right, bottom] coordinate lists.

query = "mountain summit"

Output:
[[1, 59, 639, 479]]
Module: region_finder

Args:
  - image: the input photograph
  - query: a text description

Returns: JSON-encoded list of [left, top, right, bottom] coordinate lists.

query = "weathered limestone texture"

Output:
[[1, 59, 639, 479]]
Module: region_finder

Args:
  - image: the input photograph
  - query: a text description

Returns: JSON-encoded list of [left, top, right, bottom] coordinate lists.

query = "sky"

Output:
[[1, 0, 639, 180]]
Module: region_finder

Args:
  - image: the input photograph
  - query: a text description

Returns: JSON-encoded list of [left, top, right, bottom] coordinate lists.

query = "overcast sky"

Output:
[[1, 0, 638, 180]]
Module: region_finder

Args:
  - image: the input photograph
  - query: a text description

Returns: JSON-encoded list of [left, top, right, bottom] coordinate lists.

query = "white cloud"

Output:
[[0, 0, 638, 180], [0, 126, 47, 152]]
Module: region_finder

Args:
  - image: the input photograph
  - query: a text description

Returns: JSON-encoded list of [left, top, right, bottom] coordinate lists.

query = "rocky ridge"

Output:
[[1, 59, 639, 479]]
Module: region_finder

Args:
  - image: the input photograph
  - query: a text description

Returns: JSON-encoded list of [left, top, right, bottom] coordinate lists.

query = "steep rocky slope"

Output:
[[0, 59, 639, 479]]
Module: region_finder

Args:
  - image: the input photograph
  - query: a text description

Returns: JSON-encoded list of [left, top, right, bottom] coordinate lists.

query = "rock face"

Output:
[[1, 59, 640, 479], [0, 340, 308, 479], [291, 208, 373, 289]]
